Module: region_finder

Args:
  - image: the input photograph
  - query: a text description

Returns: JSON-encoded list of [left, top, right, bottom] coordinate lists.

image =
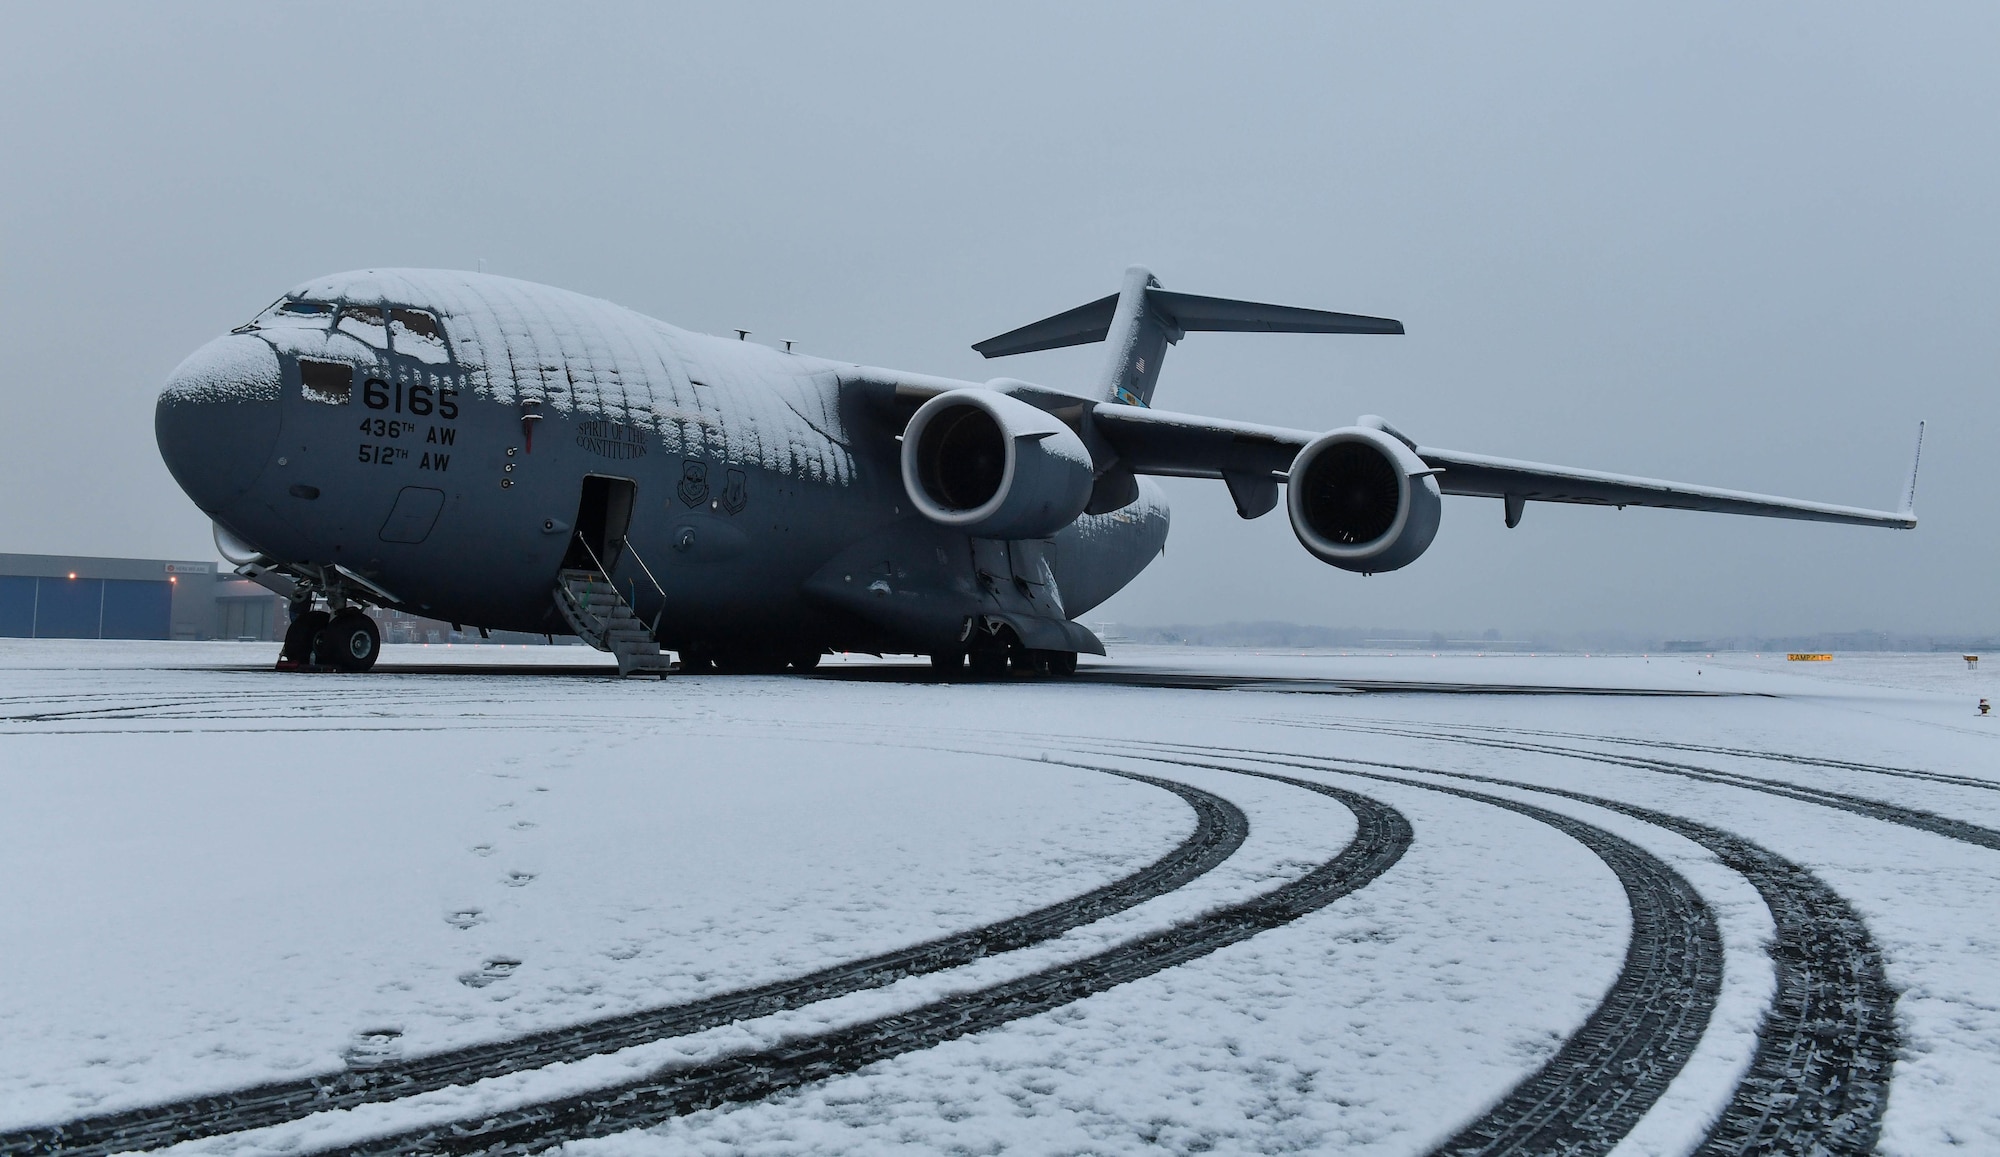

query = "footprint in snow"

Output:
[[460, 958, 521, 988], [343, 1028, 403, 1069], [503, 871, 536, 887], [445, 909, 483, 929]]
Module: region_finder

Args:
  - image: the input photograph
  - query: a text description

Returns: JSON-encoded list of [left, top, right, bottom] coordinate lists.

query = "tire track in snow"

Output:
[[0, 689, 417, 721], [1289, 718, 2000, 852], [0, 771, 1246, 1157], [1120, 739, 1898, 1157], [1092, 747, 1726, 1157], [284, 772, 1414, 1157], [235, 746, 1725, 1157], [1339, 716, 2000, 795]]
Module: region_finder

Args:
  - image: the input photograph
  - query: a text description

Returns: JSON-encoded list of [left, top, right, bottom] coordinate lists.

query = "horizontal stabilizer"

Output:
[[1148, 290, 1404, 336], [973, 289, 1402, 359], [973, 294, 1120, 358]]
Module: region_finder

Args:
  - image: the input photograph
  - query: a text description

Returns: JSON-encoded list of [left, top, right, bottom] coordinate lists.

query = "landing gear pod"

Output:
[[901, 390, 1094, 540], [1287, 426, 1442, 573]]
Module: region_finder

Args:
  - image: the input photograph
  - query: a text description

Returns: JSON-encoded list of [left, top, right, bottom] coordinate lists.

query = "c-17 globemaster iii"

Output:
[[155, 265, 1921, 677]]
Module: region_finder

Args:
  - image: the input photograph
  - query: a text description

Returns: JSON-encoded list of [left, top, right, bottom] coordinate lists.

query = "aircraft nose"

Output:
[[154, 334, 284, 515]]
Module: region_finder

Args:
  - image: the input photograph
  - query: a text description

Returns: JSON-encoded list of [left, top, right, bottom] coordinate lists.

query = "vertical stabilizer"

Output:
[[1097, 266, 1179, 407]]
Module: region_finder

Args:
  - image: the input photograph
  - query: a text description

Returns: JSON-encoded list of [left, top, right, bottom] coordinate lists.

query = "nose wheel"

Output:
[[278, 608, 381, 672], [278, 610, 330, 669], [313, 612, 382, 672]]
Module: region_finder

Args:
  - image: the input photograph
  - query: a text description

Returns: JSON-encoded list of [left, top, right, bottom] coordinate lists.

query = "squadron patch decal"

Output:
[[677, 459, 710, 507]]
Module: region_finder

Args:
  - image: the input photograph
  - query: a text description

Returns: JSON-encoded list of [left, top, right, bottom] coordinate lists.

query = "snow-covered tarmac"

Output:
[[1, 642, 1995, 1156]]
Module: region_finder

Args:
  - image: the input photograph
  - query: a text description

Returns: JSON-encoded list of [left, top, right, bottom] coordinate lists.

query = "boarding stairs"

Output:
[[553, 568, 673, 678]]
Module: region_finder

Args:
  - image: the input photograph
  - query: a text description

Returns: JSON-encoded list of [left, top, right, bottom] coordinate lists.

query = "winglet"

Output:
[[1901, 420, 1925, 517]]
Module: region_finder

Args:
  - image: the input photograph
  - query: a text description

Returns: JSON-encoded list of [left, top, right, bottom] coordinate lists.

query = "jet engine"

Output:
[[1286, 426, 1442, 573], [901, 389, 1094, 539]]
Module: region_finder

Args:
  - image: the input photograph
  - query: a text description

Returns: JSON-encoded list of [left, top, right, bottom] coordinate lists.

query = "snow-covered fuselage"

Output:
[[155, 270, 1168, 661]]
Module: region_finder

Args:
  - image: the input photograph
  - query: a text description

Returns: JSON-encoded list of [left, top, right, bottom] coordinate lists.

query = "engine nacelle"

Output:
[[1286, 426, 1442, 573], [901, 389, 1094, 539]]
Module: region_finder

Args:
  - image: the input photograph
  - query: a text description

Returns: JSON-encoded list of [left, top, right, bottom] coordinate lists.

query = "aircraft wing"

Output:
[[1091, 405, 1920, 529], [1085, 406, 1305, 478], [1406, 445, 1916, 527]]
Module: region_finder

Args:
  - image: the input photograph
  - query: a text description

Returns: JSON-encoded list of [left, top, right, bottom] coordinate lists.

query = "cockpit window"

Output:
[[389, 307, 452, 364], [298, 358, 353, 405], [235, 298, 339, 333], [391, 308, 441, 340], [279, 300, 335, 316], [337, 304, 389, 348]]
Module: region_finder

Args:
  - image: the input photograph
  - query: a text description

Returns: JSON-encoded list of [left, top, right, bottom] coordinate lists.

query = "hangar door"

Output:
[[0, 576, 171, 639], [0, 577, 31, 637]]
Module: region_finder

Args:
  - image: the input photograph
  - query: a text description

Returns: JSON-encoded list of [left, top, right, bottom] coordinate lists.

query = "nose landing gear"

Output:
[[278, 609, 330, 669], [314, 612, 382, 672], [277, 607, 382, 672], [274, 568, 387, 677]]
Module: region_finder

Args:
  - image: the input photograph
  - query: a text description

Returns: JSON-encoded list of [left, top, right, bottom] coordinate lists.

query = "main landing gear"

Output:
[[676, 643, 825, 674], [931, 633, 1078, 682]]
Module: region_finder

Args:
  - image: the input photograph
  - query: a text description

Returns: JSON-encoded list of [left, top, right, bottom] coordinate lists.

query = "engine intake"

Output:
[[902, 390, 1093, 539], [1287, 426, 1441, 573]]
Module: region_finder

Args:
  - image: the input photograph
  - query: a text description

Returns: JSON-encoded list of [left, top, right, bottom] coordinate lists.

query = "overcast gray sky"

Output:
[[2, 3, 1993, 637]]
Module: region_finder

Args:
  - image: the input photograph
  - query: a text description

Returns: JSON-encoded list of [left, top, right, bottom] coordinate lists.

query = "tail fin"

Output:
[[972, 265, 1403, 408]]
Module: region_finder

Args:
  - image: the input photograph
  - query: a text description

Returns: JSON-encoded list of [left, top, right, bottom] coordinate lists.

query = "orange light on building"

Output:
[[170, 576, 178, 584], [68, 572, 76, 580]]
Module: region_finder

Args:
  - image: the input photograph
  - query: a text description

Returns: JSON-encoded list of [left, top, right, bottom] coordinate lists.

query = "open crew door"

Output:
[[562, 474, 636, 572], [552, 474, 669, 676]]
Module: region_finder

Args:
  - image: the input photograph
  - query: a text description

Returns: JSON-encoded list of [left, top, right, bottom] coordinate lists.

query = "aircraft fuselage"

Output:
[[156, 270, 1168, 662]]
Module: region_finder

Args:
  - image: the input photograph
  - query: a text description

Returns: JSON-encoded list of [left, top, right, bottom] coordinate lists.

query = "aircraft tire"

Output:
[[716, 651, 789, 675], [314, 612, 381, 673], [1017, 649, 1078, 677], [966, 641, 1009, 680], [929, 650, 965, 679], [280, 610, 329, 666]]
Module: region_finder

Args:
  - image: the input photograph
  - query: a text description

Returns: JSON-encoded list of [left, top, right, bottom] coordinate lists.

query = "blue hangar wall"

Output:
[[0, 554, 217, 640]]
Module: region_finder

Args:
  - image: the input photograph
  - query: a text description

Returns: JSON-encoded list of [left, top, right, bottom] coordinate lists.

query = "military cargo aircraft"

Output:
[[155, 266, 1919, 676]]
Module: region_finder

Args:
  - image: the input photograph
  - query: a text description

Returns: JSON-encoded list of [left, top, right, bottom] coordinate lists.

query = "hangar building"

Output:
[[0, 553, 285, 641], [0, 553, 555, 644]]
